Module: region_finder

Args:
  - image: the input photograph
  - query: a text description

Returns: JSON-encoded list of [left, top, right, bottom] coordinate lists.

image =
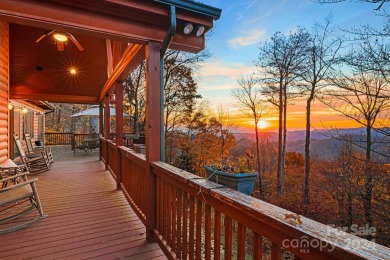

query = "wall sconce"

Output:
[[21, 107, 28, 114], [183, 22, 194, 35], [8, 102, 13, 110]]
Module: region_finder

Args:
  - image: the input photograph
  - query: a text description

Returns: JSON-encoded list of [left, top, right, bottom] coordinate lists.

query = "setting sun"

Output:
[[257, 119, 268, 129]]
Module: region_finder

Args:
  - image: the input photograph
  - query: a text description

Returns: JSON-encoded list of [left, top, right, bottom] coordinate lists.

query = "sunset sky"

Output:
[[196, 0, 387, 131]]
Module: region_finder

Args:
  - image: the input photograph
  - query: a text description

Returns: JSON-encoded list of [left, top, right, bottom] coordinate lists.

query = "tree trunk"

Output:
[[304, 92, 314, 207], [280, 85, 288, 195], [56, 105, 62, 131], [134, 98, 139, 135], [277, 82, 284, 195], [364, 123, 373, 240], [254, 119, 263, 198]]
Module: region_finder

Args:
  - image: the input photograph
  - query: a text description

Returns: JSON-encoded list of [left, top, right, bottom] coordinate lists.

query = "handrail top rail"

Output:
[[151, 160, 390, 260]]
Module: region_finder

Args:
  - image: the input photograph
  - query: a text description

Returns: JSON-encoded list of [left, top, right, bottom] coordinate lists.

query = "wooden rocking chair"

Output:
[[24, 133, 54, 164], [13, 134, 50, 173], [0, 160, 47, 234]]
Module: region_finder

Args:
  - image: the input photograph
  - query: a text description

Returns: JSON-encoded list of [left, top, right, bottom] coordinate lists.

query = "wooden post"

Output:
[[115, 82, 123, 189], [104, 96, 110, 169], [99, 103, 103, 160], [115, 82, 123, 146], [145, 41, 161, 241]]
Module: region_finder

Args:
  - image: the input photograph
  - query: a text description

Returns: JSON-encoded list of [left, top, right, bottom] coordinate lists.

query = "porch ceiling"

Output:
[[3, 0, 221, 104], [10, 23, 109, 104]]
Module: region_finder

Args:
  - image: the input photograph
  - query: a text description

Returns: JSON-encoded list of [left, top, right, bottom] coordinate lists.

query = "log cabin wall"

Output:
[[0, 21, 9, 162]]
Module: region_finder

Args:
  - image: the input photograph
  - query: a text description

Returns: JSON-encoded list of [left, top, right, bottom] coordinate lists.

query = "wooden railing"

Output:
[[46, 132, 144, 147], [45, 132, 100, 146], [44, 132, 73, 145], [100, 138, 390, 260]]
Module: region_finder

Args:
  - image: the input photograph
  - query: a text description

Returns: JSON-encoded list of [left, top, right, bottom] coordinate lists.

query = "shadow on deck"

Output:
[[0, 147, 167, 260]]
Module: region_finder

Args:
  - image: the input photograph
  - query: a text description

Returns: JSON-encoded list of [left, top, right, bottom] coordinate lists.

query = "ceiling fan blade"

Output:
[[36, 30, 54, 43], [57, 41, 65, 51], [68, 33, 84, 51]]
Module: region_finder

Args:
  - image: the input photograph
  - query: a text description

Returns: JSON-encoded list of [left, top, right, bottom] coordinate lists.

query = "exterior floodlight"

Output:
[[21, 107, 28, 114], [196, 26, 205, 37], [8, 102, 13, 110], [183, 22, 194, 35]]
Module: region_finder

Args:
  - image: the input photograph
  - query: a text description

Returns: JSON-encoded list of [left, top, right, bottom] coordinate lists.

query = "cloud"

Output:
[[199, 60, 256, 78], [228, 29, 266, 48]]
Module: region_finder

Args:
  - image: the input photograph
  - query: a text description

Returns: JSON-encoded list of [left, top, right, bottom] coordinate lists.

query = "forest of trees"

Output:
[[45, 1, 390, 248]]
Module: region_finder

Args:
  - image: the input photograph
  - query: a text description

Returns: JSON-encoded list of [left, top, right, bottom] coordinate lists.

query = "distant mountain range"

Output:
[[233, 128, 389, 162]]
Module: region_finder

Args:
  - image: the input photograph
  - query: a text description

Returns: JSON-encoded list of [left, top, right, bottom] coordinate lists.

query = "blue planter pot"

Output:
[[203, 165, 258, 195]]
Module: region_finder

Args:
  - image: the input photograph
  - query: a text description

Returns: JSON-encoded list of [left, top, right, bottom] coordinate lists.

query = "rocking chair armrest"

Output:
[[0, 172, 30, 182], [0, 178, 38, 192]]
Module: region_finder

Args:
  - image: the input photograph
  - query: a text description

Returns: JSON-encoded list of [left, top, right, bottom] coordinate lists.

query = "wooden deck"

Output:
[[0, 156, 167, 260]]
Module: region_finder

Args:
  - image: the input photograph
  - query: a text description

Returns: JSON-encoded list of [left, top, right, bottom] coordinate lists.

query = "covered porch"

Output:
[[1, 1, 390, 259], [0, 150, 166, 259]]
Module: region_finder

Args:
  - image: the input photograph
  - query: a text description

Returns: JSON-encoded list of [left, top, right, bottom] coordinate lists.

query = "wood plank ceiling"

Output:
[[0, 0, 219, 104]]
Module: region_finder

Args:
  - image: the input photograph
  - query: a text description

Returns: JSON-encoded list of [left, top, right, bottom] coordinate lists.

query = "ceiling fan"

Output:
[[36, 30, 84, 52]]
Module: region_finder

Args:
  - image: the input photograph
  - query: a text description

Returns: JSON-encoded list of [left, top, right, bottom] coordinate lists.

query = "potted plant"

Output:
[[203, 164, 258, 195]]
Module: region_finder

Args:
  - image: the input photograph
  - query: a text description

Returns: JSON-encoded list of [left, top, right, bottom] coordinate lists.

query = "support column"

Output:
[[145, 41, 161, 241], [99, 103, 103, 160], [104, 96, 110, 169], [104, 96, 111, 139], [115, 82, 123, 190], [115, 82, 124, 146]]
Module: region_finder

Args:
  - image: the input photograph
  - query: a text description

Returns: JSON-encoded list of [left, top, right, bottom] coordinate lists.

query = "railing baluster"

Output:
[[182, 192, 188, 260], [225, 216, 232, 260], [189, 195, 195, 260], [205, 204, 211, 260], [163, 179, 168, 240], [271, 242, 281, 260], [196, 199, 203, 260], [156, 176, 161, 231], [167, 183, 172, 247], [214, 209, 221, 260], [171, 185, 177, 252], [237, 223, 246, 260], [176, 189, 182, 258], [253, 232, 262, 260]]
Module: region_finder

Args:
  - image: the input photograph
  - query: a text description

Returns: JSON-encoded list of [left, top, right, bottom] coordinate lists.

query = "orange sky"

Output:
[[230, 100, 364, 132]]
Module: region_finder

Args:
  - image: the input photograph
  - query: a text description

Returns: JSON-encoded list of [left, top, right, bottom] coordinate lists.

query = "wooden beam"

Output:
[[112, 41, 123, 70], [0, 0, 206, 52], [99, 44, 144, 102], [145, 41, 161, 241], [9, 93, 99, 104], [106, 39, 114, 78]]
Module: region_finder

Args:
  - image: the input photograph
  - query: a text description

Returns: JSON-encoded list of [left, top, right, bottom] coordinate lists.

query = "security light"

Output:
[[183, 23, 194, 35], [195, 26, 205, 37]]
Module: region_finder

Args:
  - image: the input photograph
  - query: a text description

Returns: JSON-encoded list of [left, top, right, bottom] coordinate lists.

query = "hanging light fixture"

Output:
[[8, 102, 13, 110], [183, 22, 194, 35], [53, 32, 68, 42]]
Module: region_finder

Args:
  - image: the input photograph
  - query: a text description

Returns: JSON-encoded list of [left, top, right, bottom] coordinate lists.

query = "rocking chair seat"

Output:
[[0, 182, 34, 206], [0, 170, 48, 234]]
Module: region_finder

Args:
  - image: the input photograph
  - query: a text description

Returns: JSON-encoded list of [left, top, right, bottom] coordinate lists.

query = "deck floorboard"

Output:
[[0, 155, 167, 260]]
